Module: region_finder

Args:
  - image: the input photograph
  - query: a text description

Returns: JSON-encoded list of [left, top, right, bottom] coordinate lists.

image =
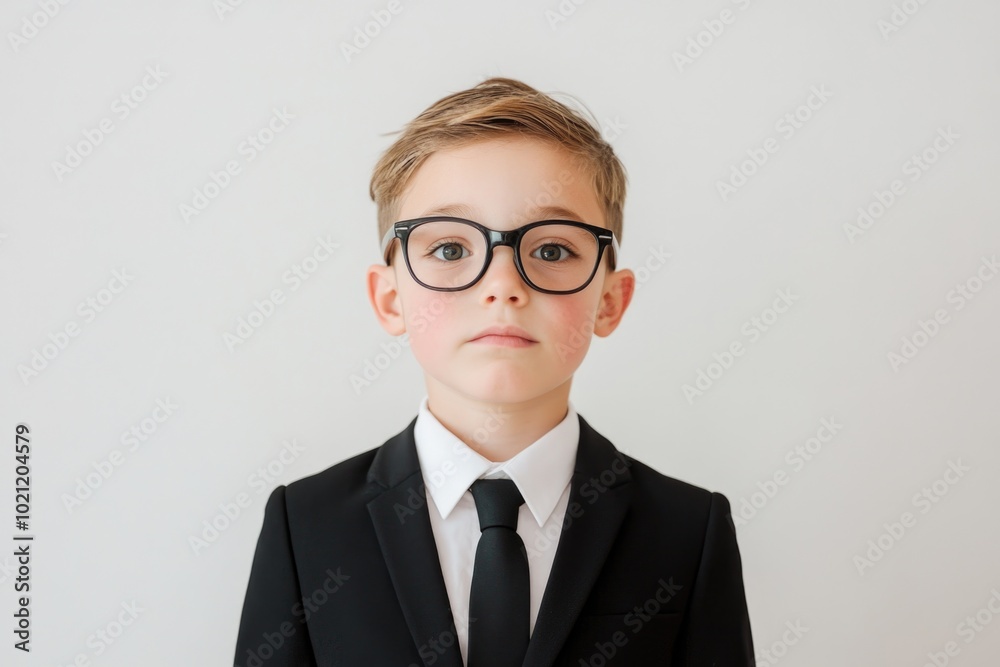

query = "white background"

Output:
[[1, 0, 999, 665]]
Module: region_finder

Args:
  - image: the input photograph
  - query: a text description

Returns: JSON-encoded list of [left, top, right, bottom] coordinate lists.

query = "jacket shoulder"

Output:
[[279, 444, 383, 525], [621, 452, 714, 498], [617, 452, 730, 526], [579, 414, 722, 513]]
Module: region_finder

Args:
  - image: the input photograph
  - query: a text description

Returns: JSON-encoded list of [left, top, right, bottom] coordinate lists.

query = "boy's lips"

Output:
[[469, 325, 537, 343]]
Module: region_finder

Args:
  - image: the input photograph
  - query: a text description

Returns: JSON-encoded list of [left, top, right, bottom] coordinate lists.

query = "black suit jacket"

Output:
[[234, 413, 754, 666]]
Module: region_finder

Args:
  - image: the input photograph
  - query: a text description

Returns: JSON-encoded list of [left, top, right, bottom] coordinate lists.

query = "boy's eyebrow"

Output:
[[420, 203, 477, 218], [420, 202, 588, 223]]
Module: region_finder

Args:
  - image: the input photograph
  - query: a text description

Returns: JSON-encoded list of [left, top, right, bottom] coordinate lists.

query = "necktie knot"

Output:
[[469, 478, 524, 531]]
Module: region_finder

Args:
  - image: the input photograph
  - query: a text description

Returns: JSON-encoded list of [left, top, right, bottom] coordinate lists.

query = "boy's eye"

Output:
[[429, 242, 470, 261], [531, 243, 574, 262]]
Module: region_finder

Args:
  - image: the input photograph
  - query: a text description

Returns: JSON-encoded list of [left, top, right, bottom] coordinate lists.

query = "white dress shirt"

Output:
[[412, 395, 579, 666]]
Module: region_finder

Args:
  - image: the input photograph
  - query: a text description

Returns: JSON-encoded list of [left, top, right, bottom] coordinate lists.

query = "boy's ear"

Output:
[[593, 268, 635, 338], [366, 263, 407, 336]]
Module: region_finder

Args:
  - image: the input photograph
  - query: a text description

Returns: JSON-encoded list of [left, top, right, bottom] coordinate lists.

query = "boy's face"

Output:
[[367, 136, 634, 408]]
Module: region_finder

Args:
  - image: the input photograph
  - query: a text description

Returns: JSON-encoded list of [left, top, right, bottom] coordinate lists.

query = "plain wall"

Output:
[[1, 1, 998, 664]]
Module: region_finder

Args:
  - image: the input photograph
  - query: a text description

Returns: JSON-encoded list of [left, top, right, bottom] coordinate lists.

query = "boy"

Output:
[[234, 77, 754, 666]]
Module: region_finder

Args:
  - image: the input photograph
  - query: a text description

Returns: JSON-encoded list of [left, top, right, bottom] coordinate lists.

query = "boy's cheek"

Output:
[[404, 326, 449, 371], [547, 302, 595, 347], [404, 298, 459, 358], [403, 288, 460, 334], [560, 314, 601, 365], [407, 302, 452, 339]]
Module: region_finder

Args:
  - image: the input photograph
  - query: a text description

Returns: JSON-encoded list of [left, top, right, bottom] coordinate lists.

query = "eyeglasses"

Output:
[[380, 216, 620, 294]]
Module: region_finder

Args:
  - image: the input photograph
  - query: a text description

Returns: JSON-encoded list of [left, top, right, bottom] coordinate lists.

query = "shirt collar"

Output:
[[413, 395, 579, 527]]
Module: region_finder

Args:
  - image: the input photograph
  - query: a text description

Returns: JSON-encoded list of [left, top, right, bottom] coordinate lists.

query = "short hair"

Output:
[[369, 77, 627, 270]]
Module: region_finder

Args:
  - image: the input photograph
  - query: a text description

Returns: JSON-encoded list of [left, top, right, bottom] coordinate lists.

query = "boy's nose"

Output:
[[479, 246, 530, 296]]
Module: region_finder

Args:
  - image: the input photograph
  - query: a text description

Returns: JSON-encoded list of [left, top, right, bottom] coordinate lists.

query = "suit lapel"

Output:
[[367, 417, 465, 667], [366, 412, 633, 667], [522, 414, 634, 667]]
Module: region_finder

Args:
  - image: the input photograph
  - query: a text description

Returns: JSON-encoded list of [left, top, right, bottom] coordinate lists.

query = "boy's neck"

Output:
[[424, 380, 572, 462]]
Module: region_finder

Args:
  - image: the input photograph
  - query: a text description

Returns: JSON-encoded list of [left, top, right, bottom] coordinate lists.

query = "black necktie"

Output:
[[468, 478, 529, 667]]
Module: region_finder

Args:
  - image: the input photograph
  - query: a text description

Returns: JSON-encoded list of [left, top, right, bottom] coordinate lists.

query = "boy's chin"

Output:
[[444, 381, 542, 406], [474, 379, 570, 405]]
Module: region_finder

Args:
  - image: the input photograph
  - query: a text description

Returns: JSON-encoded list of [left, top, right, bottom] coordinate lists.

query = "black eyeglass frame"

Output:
[[380, 216, 620, 295]]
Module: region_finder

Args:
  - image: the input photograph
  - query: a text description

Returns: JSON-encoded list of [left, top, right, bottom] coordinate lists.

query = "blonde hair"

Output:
[[369, 77, 627, 270]]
